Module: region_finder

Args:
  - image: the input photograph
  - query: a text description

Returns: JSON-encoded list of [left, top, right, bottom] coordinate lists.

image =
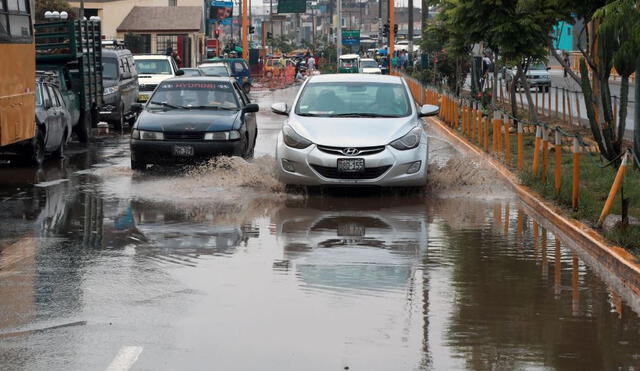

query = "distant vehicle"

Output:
[[198, 62, 231, 77], [180, 68, 204, 76], [133, 55, 183, 102], [129, 77, 259, 170], [100, 48, 139, 129], [35, 77, 73, 161], [338, 54, 360, 73], [359, 58, 382, 74], [35, 19, 103, 143], [272, 74, 438, 187], [207, 58, 252, 93], [504, 63, 551, 92]]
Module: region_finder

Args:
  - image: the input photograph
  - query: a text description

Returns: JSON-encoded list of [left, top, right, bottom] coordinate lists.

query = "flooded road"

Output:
[[1, 86, 640, 370]]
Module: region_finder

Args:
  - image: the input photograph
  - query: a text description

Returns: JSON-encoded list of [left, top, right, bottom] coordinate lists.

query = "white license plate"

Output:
[[337, 158, 364, 172], [173, 145, 194, 157]]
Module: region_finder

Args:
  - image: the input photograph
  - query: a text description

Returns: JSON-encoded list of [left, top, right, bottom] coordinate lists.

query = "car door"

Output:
[[234, 82, 256, 145], [44, 84, 62, 150], [120, 56, 137, 115], [53, 87, 71, 142]]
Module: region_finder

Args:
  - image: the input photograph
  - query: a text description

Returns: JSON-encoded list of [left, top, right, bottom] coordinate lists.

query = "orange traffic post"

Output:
[[571, 138, 580, 210], [476, 103, 482, 143], [491, 112, 499, 153], [532, 126, 542, 177], [541, 128, 550, 183], [504, 116, 511, 166], [554, 130, 562, 194], [483, 115, 489, 152], [455, 98, 460, 128], [597, 152, 630, 227], [517, 121, 524, 170]]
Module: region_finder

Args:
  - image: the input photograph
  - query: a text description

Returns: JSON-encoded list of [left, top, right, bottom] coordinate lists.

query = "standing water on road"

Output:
[[1, 86, 639, 370]]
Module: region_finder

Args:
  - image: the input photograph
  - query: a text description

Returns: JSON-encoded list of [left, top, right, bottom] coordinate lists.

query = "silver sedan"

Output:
[[272, 74, 439, 187]]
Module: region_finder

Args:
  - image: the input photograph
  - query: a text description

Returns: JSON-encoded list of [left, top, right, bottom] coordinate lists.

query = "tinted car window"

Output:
[[149, 81, 240, 109], [103, 58, 119, 80], [200, 65, 230, 77]]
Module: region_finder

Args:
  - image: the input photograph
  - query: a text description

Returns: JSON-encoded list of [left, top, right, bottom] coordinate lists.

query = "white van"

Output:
[[133, 55, 182, 102]]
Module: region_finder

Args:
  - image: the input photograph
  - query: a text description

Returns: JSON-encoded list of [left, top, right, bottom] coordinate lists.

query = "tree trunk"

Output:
[[491, 53, 499, 120], [636, 57, 640, 168], [616, 75, 630, 150], [580, 58, 611, 159], [519, 65, 537, 122]]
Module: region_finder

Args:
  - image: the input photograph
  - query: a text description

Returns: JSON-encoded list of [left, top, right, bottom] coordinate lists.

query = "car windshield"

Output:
[[135, 59, 172, 75], [148, 81, 239, 110], [530, 63, 547, 71], [102, 58, 119, 80], [361, 60, 378, 68], [199, 65, 230, 77], [181, 69, 202, 76], [339, 59, 357, 68], [295, 81, 411, 117]]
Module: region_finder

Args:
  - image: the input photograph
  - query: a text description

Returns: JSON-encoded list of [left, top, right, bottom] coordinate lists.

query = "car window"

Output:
[[54, 88, 65, 107], [361, 60, 378, 68], [119, 58, 127, 75], [233, 83, 248, 105], [295, 81, 411, 117], [134, 59, 172, 75], [46, 85, 60, 107], [127, 56, 137, 76], [103, 58, 119, 80], [41, 84, 51, 106], [149, 81, 240, 110], [233, 62, 245, 73], [35, 83, 43, 106]]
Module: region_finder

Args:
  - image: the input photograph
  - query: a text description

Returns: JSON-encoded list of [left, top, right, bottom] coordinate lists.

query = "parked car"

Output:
[[272, 74, 438, 187], [100, 48, 139, 129], [504, 63, 551, 92], [359, 58, 382, 74], [133, 55, 183, 102], [198, 62, 231, 77], [129, 77, 259, 170], [34, 76, 73, 162], [180, 68, 204, 76], [208, 58, 252, 93]]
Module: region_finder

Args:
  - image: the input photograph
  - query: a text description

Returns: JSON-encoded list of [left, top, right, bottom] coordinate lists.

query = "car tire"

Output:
[[75, 111, 91, 144], [53, 129, 67, 159], [29, 125, 45, 166], [131, 156, 145, 171], [242, 83, 251, 94], [113, 107, 124, 131], [241, 133, 253, 159]]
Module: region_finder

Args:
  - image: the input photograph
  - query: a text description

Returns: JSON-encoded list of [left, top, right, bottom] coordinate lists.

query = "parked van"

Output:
[[338, 54, 360, 73], [133, 55, 182, 102], [100, 48, 139, 129]]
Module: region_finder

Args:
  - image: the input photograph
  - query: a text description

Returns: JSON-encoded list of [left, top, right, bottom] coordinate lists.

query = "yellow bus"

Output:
[[0, 0, 36, 162]]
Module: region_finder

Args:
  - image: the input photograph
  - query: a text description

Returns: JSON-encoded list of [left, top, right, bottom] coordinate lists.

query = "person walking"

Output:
[[307, 55, 316, 72]]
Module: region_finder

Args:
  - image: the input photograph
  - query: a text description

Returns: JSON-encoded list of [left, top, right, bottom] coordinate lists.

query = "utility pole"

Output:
[[242, 0, 248, 61], [378, 0, 383, 45], [635, 59, 640, 165], [408, 0, 413, 60], [337, 0, 342, 62], [389, 0, 394, 73], [421, 0, 428, 31]]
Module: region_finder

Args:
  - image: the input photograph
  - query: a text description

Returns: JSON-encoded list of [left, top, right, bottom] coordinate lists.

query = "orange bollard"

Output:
[[571, 138, 580, 210], [541, 128, 550, 183], [483, 115, 489, 152], [517, 121, 524, 170], [532, 126, 542, 177], [504, 116, 511, 166], [554, 131, 562, 194], [597, 152, 630, 226]]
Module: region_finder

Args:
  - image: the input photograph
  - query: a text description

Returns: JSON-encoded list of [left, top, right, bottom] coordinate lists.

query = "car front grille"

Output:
[[316, 145, 385, 156], [310, 164, 391, 180], [139, 84, 158, 92], [163, 132, 204, 141]]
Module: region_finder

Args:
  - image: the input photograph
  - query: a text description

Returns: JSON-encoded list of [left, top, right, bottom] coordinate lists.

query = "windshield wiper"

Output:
[[297, 112, 327, 117], [329, 113, 400, 118], [184, 105, 238, 111], [148, 101, 186, 109]]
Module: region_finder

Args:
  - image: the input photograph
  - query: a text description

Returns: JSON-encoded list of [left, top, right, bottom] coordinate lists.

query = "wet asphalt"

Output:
[[1, 85, 640, 370]]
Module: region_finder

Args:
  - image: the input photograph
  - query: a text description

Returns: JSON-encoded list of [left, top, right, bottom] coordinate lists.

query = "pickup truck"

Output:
[[35, 19, 103, 143]]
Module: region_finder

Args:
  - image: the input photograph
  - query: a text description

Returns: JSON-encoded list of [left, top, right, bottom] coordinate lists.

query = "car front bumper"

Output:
[[275, 133, 428, 187], [131, 139, 245, 164]]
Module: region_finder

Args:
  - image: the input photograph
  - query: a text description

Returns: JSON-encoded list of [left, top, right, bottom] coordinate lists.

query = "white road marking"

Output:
[[106, 346, 143, 371]]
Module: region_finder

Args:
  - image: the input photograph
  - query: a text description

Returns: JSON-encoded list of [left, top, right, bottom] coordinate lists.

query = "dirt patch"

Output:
[[427, 157, 513, 199]]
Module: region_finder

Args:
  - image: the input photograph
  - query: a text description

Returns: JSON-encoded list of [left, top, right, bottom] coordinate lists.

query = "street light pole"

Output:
[[408, 0, 413, 60], [336, 0, 342, 63], [242, 0, 248, 62], [389, 0, 394, 73]]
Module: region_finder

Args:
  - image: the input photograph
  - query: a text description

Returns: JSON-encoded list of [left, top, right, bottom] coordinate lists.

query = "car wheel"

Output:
[[29, 125, 45, 166], [113, 107, 124, 130], [53, 129, 67, 159], [74, 111, 91, 144], [242, 83, 251, 94], [241, 133, 252, 159], [131, 156, 145, 171]]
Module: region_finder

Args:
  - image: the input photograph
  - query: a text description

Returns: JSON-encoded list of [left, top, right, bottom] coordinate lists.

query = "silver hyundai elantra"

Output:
[[272, 74, 439, 187]]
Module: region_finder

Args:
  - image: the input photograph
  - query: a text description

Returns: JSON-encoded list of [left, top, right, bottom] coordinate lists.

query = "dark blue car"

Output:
[[129, 77, 259, 170], [208, 58, 252, 93]]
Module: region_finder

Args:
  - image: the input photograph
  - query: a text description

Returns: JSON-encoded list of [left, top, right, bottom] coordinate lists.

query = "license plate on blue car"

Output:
[[173, 145, 194, 157], [337, 158, 364, 172]]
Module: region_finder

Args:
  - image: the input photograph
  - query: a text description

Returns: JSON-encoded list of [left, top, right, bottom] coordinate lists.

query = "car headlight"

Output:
[[103, 86, 118, 95], [204, 130, 241, 140], [132, 130, 163, 140], [282, 125, 312, 149], [390, 126, 422, 150]]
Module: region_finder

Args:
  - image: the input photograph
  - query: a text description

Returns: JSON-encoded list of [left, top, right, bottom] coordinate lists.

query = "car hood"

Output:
[[288, 115, 419, 147], [138, 74, 172, 85], [136, 109, 240, 131], [362, 68, 382, 74]]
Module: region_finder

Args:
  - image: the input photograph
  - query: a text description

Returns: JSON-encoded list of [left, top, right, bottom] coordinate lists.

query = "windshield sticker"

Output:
[[159, 83, 232, 90]]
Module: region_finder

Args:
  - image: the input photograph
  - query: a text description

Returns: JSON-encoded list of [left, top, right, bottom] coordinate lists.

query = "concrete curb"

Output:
[[427, 116, 640, 297]]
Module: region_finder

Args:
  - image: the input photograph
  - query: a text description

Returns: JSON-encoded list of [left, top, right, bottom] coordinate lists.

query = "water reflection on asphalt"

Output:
[[1, 88, 640, 370]]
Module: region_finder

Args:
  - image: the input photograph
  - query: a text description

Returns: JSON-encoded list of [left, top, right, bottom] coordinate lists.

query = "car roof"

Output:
[[102, 49, 132, 58], [308, 74, 403, 84], [199, 62, 227, 67], [339, 54, 360, 59], [360, 58, 376, 62], [133, 55, 172, 60], [163, 76, 236, 83]]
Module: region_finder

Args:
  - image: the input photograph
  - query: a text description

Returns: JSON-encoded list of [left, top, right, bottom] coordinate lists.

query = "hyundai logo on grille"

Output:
[[342, 148, 360, 156]]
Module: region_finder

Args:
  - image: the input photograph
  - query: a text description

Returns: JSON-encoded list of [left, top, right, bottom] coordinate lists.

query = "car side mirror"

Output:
[[271, 102, 288, 116], [243, 103, 259, 113], [546, 67, 551, 70], [131, 103, 143, 114], [175, 69, 185, 76], [419, 104, 439, 117]]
